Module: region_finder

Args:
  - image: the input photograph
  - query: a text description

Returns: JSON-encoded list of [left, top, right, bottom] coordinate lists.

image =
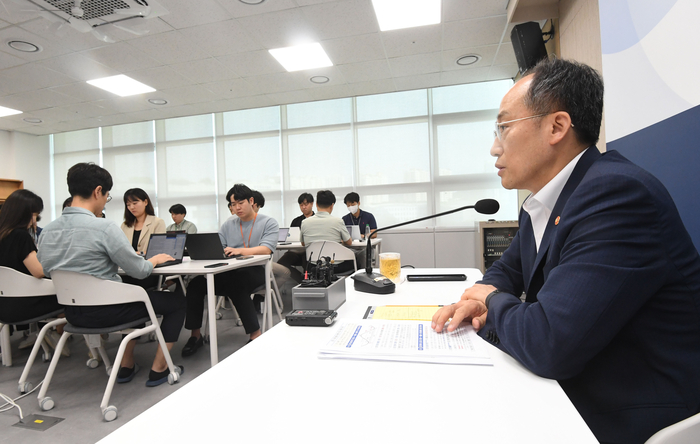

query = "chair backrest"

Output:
[[645, 412, 700, 444], [305, 241, 357, 271], [0, 266, 55, 297], [50, 270, 149, 308]]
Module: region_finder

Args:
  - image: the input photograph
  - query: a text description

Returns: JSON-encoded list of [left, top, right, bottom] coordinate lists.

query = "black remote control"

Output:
[[406, 274, 467, 282]]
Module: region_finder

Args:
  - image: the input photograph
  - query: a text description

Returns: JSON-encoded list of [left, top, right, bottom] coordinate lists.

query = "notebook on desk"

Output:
[[146, 233, 187, 268], [186, 233, 240, 260]]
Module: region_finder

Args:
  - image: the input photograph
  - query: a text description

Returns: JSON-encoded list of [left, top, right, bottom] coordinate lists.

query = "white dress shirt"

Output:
[[522, 148, 588, 251]]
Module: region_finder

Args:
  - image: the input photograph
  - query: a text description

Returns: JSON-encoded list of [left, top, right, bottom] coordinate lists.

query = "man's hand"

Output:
[[224, 247, 243, 257], [148, 253, 174, 267], [460, 283, 497, 305], [431, 299, 488, 333]]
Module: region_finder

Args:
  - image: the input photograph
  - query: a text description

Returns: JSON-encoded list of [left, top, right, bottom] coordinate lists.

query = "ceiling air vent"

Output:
[[26, 0, 168, 41]]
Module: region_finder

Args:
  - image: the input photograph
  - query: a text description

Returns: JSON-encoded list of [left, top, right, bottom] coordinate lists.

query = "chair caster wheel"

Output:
[[203, 336, 210, 344], [103, 405, 118, 422], [168, 372, 179, 384], [105, 365, 113, 376], [87, 358, 100, 369], [236, 320, 243, 326], [19, 382, 32, 394], [39, 397, 54, 411], [216, 312, 223, 320], [42, 352, 50, 363]]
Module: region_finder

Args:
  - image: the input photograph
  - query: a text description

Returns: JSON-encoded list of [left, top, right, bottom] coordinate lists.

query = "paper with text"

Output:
[[318, 320, 492, 365]]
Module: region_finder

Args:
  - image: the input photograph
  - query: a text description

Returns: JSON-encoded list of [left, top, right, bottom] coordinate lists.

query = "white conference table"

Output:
[[148, 255, 272, 368], [98, 268, 596, 443]]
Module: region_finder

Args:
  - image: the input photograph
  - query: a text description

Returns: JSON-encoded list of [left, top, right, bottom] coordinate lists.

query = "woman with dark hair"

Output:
[[26, 191, 44, 245], [120, 188, 165, 255], [0, 190, 67, 354]]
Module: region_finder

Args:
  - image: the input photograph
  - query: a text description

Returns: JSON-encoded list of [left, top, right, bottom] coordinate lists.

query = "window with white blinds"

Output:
[[51, 79, 517, 231]]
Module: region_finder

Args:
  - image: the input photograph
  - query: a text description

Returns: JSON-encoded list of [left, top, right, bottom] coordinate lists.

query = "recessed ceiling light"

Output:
[[371, 0, 441, 32], [23, 117, 43, 124], [0, 106, 22, 118], [269, 43, 333, 72], [310, 76, 330, 84], [148, 98, 168, 105], [238, 0, 266, 4], [8, 40, 42, 53], [86, 75, 156, 97], [456, 54, 482, 66]]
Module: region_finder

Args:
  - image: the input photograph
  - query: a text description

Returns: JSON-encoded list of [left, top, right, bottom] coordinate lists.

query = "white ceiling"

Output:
[[0, 0, 518, 136]]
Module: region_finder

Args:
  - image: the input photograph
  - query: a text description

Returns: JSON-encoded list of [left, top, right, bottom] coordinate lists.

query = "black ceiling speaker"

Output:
[[510, 22, 548, 75]]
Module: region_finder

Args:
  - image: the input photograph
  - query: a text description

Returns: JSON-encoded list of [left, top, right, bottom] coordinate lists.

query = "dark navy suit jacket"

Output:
[[478, 148, 700, 443]]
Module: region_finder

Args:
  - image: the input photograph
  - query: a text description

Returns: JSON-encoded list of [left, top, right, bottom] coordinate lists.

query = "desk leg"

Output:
[[1, 324, 11, 367], [263, 260, 272, 333], [206, 274, 218, 366]]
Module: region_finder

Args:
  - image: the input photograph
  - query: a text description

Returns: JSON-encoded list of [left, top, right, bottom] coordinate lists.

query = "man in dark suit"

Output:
[[432, 58, 700, 443]]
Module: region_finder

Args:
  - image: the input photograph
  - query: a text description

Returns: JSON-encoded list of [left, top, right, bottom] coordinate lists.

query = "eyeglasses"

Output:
[[106, 194, 112, 203], [493, 113, 549, 141], [494, 112, 575, 141]]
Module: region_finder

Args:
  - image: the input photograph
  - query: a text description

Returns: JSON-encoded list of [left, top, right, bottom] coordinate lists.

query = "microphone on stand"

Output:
[[352, 198, 500, 294]]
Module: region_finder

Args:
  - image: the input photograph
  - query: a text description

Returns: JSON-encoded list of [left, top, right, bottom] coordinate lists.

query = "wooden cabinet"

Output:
[[0, 178, 23, 206]]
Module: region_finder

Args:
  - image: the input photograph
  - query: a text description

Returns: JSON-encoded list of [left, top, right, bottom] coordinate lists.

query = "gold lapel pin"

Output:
[[555, 216, 560, 225]]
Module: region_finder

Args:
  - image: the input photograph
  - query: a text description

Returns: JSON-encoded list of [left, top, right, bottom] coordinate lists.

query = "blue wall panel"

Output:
[[607, 104, 700, 251]]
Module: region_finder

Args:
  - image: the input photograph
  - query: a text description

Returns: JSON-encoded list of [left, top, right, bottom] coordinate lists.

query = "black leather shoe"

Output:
[[181, 336, 204, 357]]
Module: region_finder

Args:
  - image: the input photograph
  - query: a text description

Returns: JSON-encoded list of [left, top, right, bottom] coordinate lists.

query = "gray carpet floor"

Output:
[[0, 293, 290, 444]]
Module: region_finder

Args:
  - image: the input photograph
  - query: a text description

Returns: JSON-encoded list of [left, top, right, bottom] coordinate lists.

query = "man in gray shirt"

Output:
[[38, 163, 185, 387], [181, 184, 278, 356], [300, 190, 354, 274]]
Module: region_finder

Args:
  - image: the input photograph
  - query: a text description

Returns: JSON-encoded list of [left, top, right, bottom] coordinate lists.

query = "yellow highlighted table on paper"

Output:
[[371, 305, 442, 321]]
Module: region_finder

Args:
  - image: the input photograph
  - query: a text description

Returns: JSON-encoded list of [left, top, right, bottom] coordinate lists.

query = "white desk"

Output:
[[98, 268, 596, 443], [148, 255, 271, 367], [277, 238, 382, 265]]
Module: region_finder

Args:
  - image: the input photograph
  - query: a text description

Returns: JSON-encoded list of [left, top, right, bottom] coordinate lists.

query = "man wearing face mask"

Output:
[[342, 192, 377, 240]]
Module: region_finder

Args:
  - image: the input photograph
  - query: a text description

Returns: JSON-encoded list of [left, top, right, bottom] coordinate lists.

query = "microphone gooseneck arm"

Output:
[[364, 204, 480, 274]]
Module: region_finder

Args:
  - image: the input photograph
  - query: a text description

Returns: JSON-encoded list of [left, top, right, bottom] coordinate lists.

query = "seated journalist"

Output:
[[181, 184, 278, 356], [431, 58, 700, 443], [38, 163, 186, 387]]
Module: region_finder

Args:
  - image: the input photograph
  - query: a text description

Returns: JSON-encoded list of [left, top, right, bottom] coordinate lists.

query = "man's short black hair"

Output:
[[252, 190, 265, 208], [316, 190, 336, 208], [226, 184, 253, 203], [67, 163, 113, 200], [523, 58, 604, 146], [343, 192, 360, 205], [169, 204, 186, 215], [298, 192, 314, 205]]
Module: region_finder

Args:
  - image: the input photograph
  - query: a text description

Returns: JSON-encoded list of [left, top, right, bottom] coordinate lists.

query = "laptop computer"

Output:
[[288, 227, 301, 242], [346, 225, 361, 241], [186, 233, 241, 260], [146, 233, 187, 268], [278, 227, 290, 244]]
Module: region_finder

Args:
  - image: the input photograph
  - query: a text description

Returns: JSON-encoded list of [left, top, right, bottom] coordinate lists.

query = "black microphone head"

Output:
[[475, 199, 499, 215]]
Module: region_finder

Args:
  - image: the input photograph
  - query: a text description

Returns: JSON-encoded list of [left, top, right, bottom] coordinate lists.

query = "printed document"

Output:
[[318, 320, 492, 365]]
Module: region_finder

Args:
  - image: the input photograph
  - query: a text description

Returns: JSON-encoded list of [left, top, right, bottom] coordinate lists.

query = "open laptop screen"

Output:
[[278, 227, 290, 242], [146, 233, 187, 261]]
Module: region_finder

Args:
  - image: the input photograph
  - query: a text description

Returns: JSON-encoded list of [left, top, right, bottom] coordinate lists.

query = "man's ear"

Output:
[[549, 111, 572, 146], [94, 185, 103, 199]]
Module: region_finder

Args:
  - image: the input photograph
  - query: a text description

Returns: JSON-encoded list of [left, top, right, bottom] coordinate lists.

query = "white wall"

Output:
[[0, 130, 52, 217], [0, 130, 16, 179]]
